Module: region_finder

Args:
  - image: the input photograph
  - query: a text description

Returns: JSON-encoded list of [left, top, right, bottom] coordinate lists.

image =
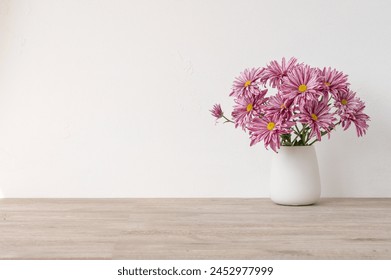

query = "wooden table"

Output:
[[0, 198, 390, 259]]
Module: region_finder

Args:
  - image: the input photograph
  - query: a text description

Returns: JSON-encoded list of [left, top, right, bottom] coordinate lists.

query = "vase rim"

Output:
[[280, 145, 315, 148]]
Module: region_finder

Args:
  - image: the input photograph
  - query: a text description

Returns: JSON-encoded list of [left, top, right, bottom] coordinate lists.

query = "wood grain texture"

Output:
[[0, 198, 390, 259]]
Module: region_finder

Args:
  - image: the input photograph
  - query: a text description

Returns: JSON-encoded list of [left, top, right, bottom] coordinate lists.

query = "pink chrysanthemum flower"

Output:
[[297, 100, 337, 141], [261, 57, 300, 88], [333, 89, 361, 114], [232, 92, 267, 130], [248, 115, 293, 152], [210, 104, 224, 120], [230, 68, 264, 98], [341, 101, 370, 137], [282, 65, 323, 104], [263, 93, 294, 122], [319, 67, 349, 94]]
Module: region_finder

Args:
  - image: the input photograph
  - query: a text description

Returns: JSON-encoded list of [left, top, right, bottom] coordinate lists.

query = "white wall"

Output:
[[0, 0, 390, 198]]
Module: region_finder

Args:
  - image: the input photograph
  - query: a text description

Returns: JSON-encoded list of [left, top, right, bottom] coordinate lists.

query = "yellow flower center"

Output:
[[341, 99, 348, 105], [244, 80, 251, 88], [246, 103, 253, 112], [267, 122, 275, 131], [325, 82, 331, 86], [280, 103, 286, 109], [298, 84, 307, 93], [311, 113, 318, 121]]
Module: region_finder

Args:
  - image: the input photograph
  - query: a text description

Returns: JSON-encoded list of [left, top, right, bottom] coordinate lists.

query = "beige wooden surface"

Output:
[[0, 198, 390, 259]]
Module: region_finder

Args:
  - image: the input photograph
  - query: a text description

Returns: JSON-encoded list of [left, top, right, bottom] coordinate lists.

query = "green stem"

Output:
[[307, 138, 318, 146], [222, 115, 234, 123], [291, 134, 300, 145], [301, 124, 308, 145], [307, 120, 342, 145]]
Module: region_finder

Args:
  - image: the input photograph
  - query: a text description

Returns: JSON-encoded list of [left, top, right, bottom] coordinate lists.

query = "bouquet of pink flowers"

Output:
[[210, 57, 370, 152]]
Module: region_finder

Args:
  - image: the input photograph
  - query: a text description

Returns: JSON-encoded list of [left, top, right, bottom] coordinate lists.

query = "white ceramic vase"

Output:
[[270, 145, 321, 206]]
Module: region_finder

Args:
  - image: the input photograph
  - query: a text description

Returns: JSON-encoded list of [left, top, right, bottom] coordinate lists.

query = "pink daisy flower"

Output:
[[319, 67, 349, 94], [248, 115, 293, 152], [297, 100, 337, 141], [261, 57, 300, 88], [341, 101, 370, 137], [230, 68, 264, 98], [232, 93, 267, 130], [333, 89, 361, 114], [263, 93, 294, 122], [210, 104, 224, 120], [282, 65, 323, 104]]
